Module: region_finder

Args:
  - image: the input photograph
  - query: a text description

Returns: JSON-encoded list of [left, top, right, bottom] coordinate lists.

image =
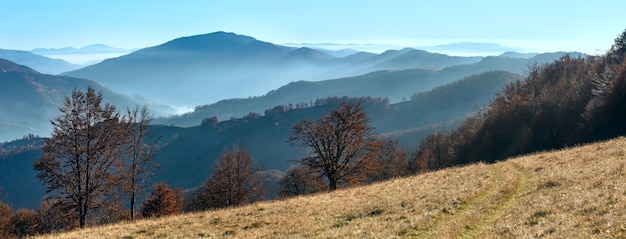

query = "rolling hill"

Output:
[[37, 137, 626, 238], [63, 31, 482, 107]]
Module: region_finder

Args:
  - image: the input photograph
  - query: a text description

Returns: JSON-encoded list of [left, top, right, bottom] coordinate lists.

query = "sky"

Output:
[[2, 0, 626, 55]]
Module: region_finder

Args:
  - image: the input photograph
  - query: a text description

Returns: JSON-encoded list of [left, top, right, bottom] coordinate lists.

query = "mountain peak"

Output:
[[289, 47, 334, 59], [158, 31, 257, 51]]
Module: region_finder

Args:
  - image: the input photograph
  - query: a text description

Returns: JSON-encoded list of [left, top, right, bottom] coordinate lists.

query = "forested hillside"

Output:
[[410, 30, 626, 171]]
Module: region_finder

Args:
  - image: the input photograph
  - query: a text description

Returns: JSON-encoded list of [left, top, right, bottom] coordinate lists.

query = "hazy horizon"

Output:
[[2, 1, 625, 55], [40, 40, 530, 65]]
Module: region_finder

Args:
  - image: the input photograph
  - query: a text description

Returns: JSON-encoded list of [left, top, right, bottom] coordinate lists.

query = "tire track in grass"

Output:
[[413, 161, 528, 239], [456, 161, 528, 239], [411, 165, 503, 238]]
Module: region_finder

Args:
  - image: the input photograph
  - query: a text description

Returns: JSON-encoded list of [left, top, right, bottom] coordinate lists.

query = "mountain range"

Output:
[[417, 42, 528, 56], [30, 44, 133, 55], [0, 30, 590, 210], [30, 44, 136, 65], [0, 31, 586, 143], [63, 32, 482, 107], [155, 52, 581, 127], [285, 42, 531, 57]]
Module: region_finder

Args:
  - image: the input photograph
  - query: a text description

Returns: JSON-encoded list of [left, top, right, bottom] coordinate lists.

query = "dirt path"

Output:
[[414, 161, 529, 238]]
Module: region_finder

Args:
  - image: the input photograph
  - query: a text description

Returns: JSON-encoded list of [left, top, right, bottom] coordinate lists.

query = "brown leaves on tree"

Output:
[[0, 201, 12, 238], [362, 140, 409, 183], [8, 209, 39, 238], [189, 146, 265, 211], [37, 198, 78, 233], [140, 183, 183, 218]]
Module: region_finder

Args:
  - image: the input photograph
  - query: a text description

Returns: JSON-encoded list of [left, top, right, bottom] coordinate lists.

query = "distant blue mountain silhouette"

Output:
[[0, 49, 80, 74], [64, 31, 481, 107]]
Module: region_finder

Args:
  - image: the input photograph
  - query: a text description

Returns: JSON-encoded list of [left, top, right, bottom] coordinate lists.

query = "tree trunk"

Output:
[[79, 205, 86, 228], [328, 177, 337, 191], [130, 190, 136, 220]]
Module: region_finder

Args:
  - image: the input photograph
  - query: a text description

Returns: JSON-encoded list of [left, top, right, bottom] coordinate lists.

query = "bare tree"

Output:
[[191, 145, 264, 210], [289, 102, 376, 190], [116, 106, 158, 220], [34, 87, 128, 228]]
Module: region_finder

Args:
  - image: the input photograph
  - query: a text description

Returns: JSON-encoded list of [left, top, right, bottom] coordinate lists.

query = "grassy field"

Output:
[[38, 137, 626, 238]]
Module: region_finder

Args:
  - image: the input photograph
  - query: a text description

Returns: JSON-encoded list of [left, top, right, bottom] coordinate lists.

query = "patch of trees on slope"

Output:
[[410, 30, 626, 171]]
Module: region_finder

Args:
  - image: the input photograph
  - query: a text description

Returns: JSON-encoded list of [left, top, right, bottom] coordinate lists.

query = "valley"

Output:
[[0, 31, 594, 211], [1, 27, 625, 238], [3, 2, 625, 238]]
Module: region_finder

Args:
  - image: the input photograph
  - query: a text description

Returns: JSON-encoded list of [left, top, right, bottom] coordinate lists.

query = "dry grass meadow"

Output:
[[37, 137, 626, 238]]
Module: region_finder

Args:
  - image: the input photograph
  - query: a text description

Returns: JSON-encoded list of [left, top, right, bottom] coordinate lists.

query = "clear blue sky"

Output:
[[2, 0, 625, 54]]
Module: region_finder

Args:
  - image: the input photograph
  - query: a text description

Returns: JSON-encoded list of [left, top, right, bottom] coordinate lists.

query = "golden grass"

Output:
[[38, 137, 626, 238]]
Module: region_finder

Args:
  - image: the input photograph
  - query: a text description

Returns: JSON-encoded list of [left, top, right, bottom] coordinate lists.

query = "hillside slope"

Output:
[[0, 58, 174, 142], [39, 137, 626, 238], [0, 71, 520, 210]]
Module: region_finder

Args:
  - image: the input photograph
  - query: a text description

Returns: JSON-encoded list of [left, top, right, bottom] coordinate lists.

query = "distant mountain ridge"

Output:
[[64, 31, 482, 107], [283, 42, 531, 57], [417, 42, 527, 56], [0, 49, 81, 74], [31, 44, 133, 55], [155, 51, 582, 127]]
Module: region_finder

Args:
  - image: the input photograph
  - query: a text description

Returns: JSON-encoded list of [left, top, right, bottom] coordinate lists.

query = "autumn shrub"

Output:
[[9, 209, 39, 238], [188, 146, 265, 211], [140, 183, 184, 218], [0, 201, 13, 238], [37, 198, 78, 233]]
